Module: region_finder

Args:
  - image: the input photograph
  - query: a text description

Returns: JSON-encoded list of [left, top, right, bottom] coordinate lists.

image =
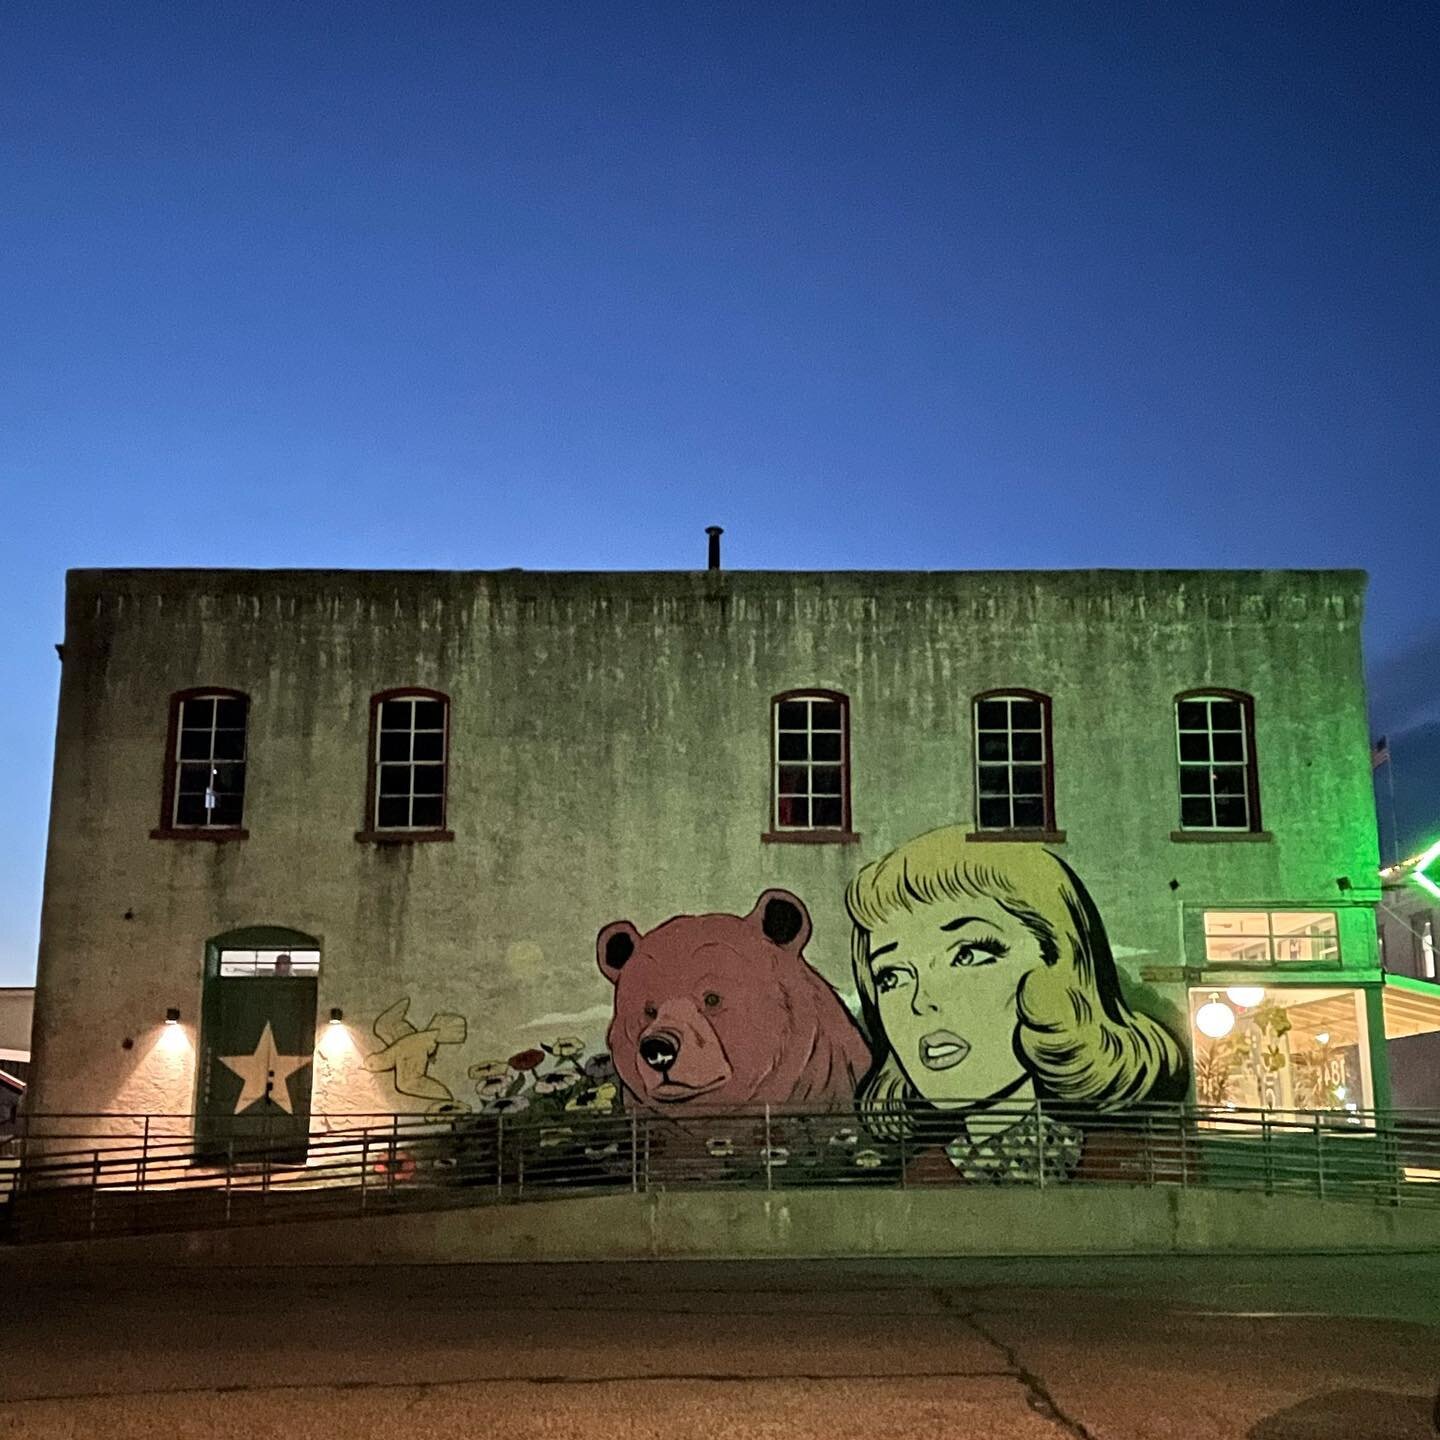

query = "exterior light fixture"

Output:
[[1226, 987, 1266, 1009], [328, 1007, 344, 1024], [1195, 993, 1236, 1039], [1412, 839, 1440, 902], [164, 1007, 181, 1025], [1316, 1031, 1330, 1046]]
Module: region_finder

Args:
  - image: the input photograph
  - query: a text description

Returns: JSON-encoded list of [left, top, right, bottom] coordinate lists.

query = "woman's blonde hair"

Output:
[[846, 826, 1187, 1134]]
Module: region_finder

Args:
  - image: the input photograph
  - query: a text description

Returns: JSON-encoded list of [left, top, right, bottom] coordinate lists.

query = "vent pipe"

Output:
[[706, 525, 724, 571]]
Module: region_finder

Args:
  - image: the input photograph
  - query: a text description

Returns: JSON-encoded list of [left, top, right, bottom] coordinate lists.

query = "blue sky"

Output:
[[2, 2, 1437, 983]]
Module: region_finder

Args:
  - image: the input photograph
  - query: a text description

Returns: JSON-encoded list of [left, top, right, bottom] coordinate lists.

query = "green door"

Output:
[[197, 974, 318, 1160]]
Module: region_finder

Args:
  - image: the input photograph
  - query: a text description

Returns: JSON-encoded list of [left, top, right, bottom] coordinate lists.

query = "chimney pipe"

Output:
[[706, 526, 723, 571]]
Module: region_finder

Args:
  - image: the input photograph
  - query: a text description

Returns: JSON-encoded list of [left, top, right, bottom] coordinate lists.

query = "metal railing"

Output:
[[4, 1100, 1439, 1244]]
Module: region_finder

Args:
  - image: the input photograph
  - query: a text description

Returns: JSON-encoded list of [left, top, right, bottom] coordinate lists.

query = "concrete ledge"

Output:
[[4, 1184, 1438, 1267]]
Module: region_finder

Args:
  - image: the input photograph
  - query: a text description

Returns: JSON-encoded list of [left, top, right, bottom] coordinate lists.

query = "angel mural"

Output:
[[845, 825, 1188, 1181], [364, 998, 469, 1115]]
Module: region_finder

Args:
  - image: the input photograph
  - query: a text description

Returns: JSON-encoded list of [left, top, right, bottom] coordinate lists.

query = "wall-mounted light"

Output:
[[164, 1007, 181, 1025], [329, 1007, 344, 1024]]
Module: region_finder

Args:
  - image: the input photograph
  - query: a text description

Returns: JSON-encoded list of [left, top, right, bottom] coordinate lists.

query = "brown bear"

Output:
[[595, 888, 870, 1112]]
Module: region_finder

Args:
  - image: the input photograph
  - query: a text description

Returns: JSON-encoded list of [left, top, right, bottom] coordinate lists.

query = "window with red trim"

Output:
[[771, 691, 851, 833], [1175, 690, 1261, 831], [163, 690, 249, 830], [368, 691, 450, 832], [973, 691, 1055, 831]]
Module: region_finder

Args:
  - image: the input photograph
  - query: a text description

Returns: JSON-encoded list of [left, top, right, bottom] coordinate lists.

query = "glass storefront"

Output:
[[1188, 985, 1373, 1113]]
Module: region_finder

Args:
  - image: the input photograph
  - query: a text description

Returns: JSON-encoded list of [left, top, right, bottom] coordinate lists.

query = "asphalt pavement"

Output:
[[3, 1253, 1439, 1438]]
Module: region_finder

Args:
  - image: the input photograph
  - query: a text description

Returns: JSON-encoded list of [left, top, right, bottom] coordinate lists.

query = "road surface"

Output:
[[3, 1253, 1439, 1437]]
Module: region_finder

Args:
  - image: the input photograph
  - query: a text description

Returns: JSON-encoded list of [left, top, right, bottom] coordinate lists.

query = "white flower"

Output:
[[706, 1137, 736, 1158], [854, 1149, 884, 1170], [551, 1036, 584, 1059]]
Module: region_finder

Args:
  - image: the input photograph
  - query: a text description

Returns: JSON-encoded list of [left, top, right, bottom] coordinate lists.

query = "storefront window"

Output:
[[1189, 985, 1372, 1112], [1203, 911, 1339, 966]]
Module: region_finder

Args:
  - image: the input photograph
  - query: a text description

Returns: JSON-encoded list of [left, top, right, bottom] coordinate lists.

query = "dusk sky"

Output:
[[2, 2, 1437, 983]]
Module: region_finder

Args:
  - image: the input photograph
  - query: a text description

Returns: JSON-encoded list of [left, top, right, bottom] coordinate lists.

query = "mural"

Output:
[[596, 888, 871, 1112], [468, 1039, 620, 1117], [845, 825, 1189, 1179], [364, 998, 469, 1115]]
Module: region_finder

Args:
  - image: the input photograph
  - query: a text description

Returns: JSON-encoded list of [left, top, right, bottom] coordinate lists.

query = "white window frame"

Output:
[[1176, 693, 1256, 832], [772, 692, 850, 833], [373, 693, 449, 831], [973, 692, 1053, 832], [172, 693, 248, 829], [1201, 909, 1341, 967]]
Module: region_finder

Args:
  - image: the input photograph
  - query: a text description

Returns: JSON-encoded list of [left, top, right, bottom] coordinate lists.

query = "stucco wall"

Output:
[[28, 567, 1378, 1122]]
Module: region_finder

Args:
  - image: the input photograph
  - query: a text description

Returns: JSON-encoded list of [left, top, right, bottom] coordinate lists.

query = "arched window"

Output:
[[362, 689, 452, 839], [766, 690, 855, 841], [973, 690, 1055, 833], [1175, 690, 1260, 832], [156, 687, 249, 836]]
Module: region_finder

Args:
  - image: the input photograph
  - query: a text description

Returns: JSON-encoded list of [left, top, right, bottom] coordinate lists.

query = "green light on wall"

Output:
[[1414, 839, 1440, 901]]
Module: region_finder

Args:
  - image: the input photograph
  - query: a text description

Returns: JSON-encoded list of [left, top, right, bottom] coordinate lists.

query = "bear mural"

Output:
[[595, 888, 871, 1112]]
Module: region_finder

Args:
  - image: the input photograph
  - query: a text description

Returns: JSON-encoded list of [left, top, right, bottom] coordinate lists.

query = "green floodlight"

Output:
[[1413, 838, 1440, 902]]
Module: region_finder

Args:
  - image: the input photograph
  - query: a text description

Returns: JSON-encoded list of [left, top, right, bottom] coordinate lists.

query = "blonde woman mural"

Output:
[[846, 826, 1188, 1182]]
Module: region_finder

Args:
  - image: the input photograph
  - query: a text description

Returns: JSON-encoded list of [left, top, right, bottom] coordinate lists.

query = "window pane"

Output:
[[379, 765, 412, 796], [413, 730, 444, 762], [1181, 796, 1215, 828], [1271, 912, 1338, 940], [810, 702, 842, 731], [1212, 731, 1244, 762], [976, 700, 1008, 730], [1179, 767, 1212, 796], [411, 795, 444, 828], [212, 763, 245, 795], [177, 763, 209, 794], [777, 765, 810, 795], [1177, 700, 1208, 731], [778, 732, 808, 761], [179, 729, 212, 760], [1012, 796, 1046, 829], [1178, 732, 1210, 763], [1212, 766, 1248, 796], [777, 702, 808, 731], [377, 796, 409, 828], [413, 700, 445, 731], [977, 766, 1011, 796], [412, 764, 445, 796], [213, 698, 246, 729], [1011, 731, 1042, 762], [1011, 766, 1045, 797], [211, 793, 244, 827], [812, 796, 844, 827], [1010, 700, 1042, 730], [811, 765, 842, 796], [212, 728, 245, 760], [1210, 701, 1242, 731], [379, 731, 410, 762], [380, 700, 412, 730], [777, 795, 809, 827], [1213, 795, 1249, 829], [811, 731, 842, 762], [978, 732, 1009, 762], [175, 793, 207, 826], [978, 797, 1011, 828], [182, 698, 215, 729]]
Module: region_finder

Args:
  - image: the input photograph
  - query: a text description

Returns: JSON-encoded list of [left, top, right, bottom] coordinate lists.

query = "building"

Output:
[[0, 987, 32, 1131], [26, 560, 1425, 1161]]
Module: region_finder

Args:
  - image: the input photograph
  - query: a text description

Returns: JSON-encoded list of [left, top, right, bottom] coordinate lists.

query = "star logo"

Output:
[[1413, 839, 1440, 902], [217, 1022, 312, 1115]]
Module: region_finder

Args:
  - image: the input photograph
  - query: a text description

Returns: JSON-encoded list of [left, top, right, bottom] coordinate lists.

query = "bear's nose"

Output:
[[639, 1033, 680, 1073]]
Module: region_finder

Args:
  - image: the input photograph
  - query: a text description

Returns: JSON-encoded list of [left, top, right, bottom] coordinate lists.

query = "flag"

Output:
[[1372, 736, 1390, 769]]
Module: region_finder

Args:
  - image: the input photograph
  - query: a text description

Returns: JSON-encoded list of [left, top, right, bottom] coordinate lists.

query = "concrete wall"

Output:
[[28, 567, 1379, 1124], [5, 1186, 1432, 1267]]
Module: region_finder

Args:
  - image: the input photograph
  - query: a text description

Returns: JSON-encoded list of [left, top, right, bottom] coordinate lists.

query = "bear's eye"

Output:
[[643, 1003, 658, 1020], [703, 991, 721, 1008]]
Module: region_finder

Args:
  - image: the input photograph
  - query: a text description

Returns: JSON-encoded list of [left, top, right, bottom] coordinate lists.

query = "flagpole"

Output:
[[1385, 749, 1399, 868]]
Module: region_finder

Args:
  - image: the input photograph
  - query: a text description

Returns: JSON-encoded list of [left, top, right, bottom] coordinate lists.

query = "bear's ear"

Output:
[[747, 888, 812, 953], [596, 920, 642, 985]]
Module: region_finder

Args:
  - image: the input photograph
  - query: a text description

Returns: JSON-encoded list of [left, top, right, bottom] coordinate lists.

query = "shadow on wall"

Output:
[[1248, 1388, 1436, 1439]]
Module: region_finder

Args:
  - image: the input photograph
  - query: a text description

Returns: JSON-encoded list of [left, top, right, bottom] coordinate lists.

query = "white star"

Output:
[[217, 1021, 312, 1115]]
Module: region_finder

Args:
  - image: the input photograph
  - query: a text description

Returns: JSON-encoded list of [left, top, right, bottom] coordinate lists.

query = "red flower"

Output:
[[508, 1048, 545, 1072]]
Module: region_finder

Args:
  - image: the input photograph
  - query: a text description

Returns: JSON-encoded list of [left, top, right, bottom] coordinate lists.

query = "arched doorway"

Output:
[[195, 926, 320, 1159]]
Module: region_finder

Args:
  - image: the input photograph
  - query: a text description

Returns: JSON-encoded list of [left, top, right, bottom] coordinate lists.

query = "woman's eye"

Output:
[[875, 968, 902, 993], [703, 992, 721, 1008], [951, 941, 1005, 967]]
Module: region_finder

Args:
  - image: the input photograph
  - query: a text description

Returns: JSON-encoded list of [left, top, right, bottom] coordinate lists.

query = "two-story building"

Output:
[[25, 560, 1410, 1157]]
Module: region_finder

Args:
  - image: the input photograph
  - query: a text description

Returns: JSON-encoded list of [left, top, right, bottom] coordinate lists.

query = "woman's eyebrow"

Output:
[[869, 940, 899, 960], [939, 915, 988, 932]]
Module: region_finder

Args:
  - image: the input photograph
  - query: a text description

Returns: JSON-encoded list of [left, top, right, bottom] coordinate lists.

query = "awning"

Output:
[[1383, 975, 1440, 1039]]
